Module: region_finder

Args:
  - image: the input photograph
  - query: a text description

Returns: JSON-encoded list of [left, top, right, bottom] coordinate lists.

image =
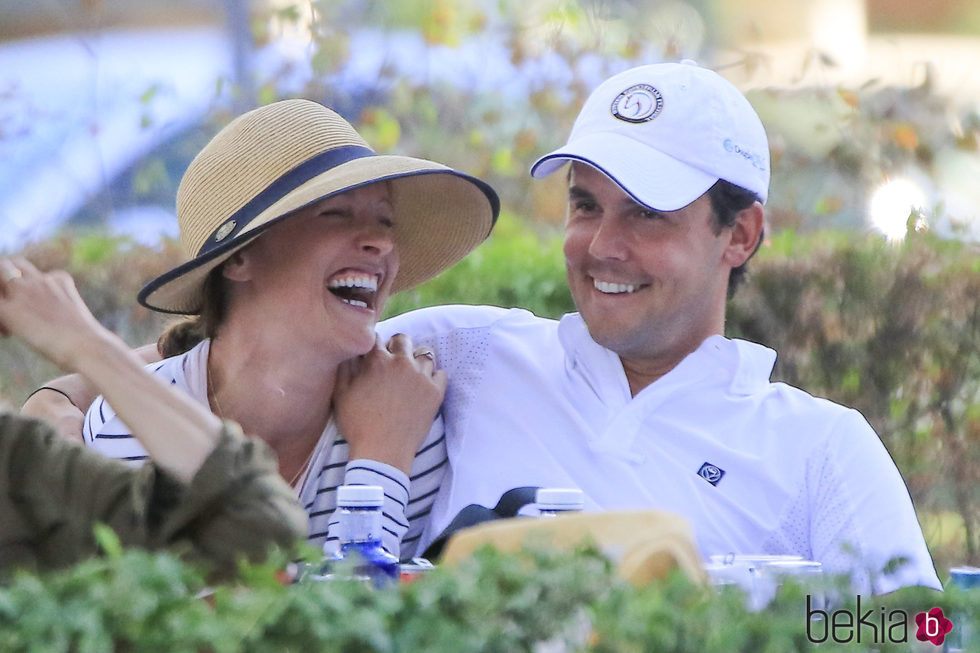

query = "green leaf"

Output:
[[840, 368, 861, 393], [92, 524, 122, 559]]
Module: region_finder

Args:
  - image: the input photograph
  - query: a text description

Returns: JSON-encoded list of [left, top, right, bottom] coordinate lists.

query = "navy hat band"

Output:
[[198, 144, 375, 256]]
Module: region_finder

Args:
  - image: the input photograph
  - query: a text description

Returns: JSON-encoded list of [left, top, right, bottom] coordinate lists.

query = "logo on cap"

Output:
[[611, 84, 664, 123]]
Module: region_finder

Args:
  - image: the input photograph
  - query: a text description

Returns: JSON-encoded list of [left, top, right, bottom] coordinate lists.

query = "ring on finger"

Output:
[[0, 266, 22, 283], [413, 350, 435, 362]]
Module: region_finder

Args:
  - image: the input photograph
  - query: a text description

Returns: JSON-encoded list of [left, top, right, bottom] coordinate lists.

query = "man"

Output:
[[375, 62, 940, 593]]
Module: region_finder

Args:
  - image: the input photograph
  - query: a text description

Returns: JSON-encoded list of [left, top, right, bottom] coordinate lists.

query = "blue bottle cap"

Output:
[[949, 566, 980, 589]]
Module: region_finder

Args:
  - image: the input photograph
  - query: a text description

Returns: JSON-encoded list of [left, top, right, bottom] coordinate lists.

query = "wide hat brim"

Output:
[[139, 154, 498, 314], [530, 131, 718, 212]]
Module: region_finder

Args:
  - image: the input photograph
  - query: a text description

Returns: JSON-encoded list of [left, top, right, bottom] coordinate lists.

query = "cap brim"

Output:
[[139, 154, 498, 314], [530, 132, 718, 212]]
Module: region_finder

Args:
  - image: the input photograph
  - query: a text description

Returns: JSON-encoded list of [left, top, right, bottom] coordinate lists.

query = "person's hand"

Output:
[[333, 334, 447, 474], [0, 257, 108, 372]]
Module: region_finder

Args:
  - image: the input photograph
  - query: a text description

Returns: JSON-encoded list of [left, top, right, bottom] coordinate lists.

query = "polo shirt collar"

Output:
[[557, 312, 632, 405], [557, 313, 778, 460], [556, 313, 777, 404]]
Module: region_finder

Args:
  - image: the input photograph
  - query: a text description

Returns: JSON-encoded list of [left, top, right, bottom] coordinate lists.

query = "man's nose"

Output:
[[587, 216, 629, 261]]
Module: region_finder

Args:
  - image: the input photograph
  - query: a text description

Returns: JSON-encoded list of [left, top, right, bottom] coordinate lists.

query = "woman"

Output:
[[0, 256, 306, 574], [74, 99, 498, 559]]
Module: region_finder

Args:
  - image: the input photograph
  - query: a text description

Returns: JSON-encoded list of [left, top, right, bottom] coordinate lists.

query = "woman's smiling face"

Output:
[[224, 181, 400, 360]]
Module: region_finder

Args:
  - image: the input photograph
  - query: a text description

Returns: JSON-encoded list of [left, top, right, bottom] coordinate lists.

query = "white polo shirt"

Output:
[[378, 305, 941, 593]]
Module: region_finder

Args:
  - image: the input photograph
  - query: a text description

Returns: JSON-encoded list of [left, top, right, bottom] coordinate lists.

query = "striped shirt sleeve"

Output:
[[82, 362, 176, 463]]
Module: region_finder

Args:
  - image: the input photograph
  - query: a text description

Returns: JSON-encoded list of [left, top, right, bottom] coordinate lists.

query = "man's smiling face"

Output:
[[562, 162, 733, 367]]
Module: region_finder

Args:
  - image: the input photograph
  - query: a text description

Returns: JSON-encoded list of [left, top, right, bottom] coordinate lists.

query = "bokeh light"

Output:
[[868, 178, 927, 241]]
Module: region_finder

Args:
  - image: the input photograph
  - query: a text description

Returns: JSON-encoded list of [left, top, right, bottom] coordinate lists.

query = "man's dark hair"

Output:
[[706, 179, 763, 298]]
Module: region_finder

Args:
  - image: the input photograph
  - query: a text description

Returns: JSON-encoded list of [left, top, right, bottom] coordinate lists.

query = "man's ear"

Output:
[[220, 249, 252, 282], [723, 202, 765, 268]]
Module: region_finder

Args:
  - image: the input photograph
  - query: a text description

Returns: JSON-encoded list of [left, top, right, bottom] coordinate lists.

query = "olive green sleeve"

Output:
[[0, 412, 140, 571], [142, 420, 309, 572], [0, 414, 307, 574]]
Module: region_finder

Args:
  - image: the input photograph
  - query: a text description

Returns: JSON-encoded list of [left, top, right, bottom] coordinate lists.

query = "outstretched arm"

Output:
[[0, 258, 216, 483]]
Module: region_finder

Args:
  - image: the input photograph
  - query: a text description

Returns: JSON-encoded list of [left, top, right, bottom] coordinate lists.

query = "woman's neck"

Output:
[[207, 328, 338, 480]]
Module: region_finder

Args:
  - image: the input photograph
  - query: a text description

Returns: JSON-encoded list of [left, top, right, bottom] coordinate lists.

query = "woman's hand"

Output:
[[0, 257, 110, 372], [334, 334, 447, 475]]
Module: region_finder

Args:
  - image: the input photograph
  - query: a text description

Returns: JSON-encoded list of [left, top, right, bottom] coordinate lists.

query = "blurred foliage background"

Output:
[[0, 0, 978, 575]]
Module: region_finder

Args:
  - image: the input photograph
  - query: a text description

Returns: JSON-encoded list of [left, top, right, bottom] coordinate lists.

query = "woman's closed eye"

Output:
[[316, 208, 350, 221]]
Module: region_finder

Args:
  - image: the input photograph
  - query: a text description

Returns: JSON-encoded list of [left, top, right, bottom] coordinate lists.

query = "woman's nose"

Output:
[[358, 222, 395, 256]]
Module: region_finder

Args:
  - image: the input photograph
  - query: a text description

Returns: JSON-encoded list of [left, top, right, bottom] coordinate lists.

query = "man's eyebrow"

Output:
[[620, 192, 660, 214], [568, 186, 595, 202]]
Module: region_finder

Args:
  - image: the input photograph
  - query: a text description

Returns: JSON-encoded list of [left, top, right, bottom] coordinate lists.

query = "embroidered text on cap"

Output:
[[610, 84, 664, 123]]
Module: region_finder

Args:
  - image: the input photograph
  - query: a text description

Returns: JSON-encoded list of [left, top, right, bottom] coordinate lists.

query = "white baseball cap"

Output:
[[530, 61, 770, 211]]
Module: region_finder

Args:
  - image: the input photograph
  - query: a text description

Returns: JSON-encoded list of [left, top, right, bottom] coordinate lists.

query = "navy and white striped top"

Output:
[[81, 339, 447, 559]]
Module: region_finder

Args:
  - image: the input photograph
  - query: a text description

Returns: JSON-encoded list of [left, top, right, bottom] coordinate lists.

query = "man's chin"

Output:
[[581, 318, 638, 357]]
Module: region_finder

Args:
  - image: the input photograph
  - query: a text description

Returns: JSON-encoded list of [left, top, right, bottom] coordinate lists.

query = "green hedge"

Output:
[[0, 537, 975, 652]]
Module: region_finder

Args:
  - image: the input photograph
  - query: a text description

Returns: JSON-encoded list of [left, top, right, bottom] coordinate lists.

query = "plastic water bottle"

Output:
[[945, 566, 979, 652], [328, 485, 399, 587], [535, 488, 585, 517], [704, 555, 823, 612]]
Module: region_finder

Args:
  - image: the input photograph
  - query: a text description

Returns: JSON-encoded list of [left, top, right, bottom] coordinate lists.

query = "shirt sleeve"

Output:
[[0, 415, 306, 575], [82, 359, 179, 461], [0, 412, 153, 571], [323, 459, 412, 559], [808, 409, 941, 594], [376, 304, 517, 342], [82, 394, 109, 443], [145, 421, 309, 573]]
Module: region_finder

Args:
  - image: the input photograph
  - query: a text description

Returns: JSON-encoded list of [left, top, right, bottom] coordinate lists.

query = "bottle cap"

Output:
[[535, 487, 585, 511], [337, 485, 384, 507], [949, 566, 980, 589]]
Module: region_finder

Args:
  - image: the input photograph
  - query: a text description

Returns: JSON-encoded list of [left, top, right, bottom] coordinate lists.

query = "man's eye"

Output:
[[573, 200, 598, 212], [640, 209, 663, 220]]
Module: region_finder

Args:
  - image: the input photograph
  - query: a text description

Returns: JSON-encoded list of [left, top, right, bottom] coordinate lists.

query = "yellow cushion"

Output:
[[439, 510, 705, 585]]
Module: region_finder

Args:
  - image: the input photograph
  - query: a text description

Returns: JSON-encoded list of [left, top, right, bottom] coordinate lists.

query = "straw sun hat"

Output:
[[138, 99, 500, 314]]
